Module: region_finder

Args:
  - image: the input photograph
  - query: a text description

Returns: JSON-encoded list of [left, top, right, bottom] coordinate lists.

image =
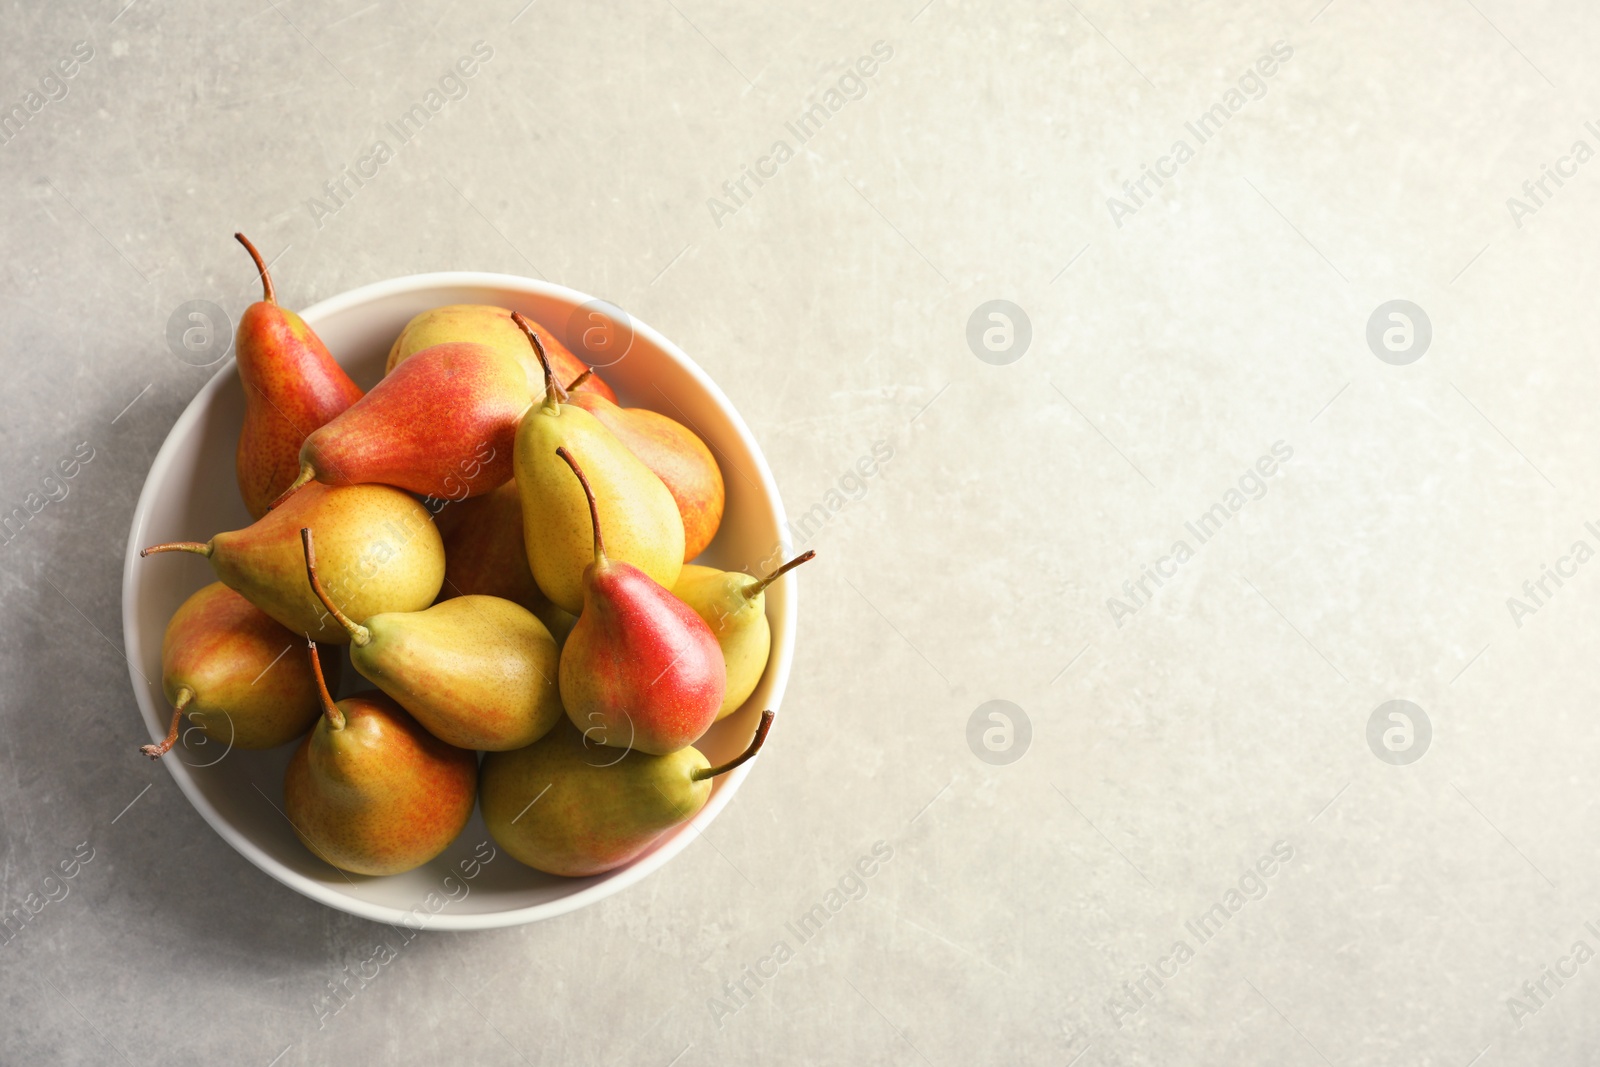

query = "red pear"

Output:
[[233, 233, 363, 519], [555, 447, 724, 755], [282, 342, 529, 502]]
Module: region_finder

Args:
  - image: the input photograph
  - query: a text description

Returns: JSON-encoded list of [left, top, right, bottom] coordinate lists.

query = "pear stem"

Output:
[[140, 541, 212, 558], [301, 528, 370, 645], [564, 368, 593, 396], [268, 466, 315, 511], [307, 638, 344, 730], [555, 446, 605, 560], [511, 311, 561, 414], [141, 687, 193, 760], [692, 710, 775, 781], [749, 550, 816, 598], [234, 232, 276, 304]]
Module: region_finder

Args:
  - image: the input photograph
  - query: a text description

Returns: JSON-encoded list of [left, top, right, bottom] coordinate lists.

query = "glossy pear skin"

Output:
[[386, 305, 616, 403], [481, 720, 710, 877], [299, 342, 527, 500], [284, 691, 477, 876], [207, 483, 444, 643], [234, 236, 363, 519], [567, 392, 725, 560], [560, 557, 724, 754], [436, 479, 576, 644], [352, 596, 563, 751], [160, 583, 328, 749], [673, 565, 771, 721], [515, 403, 684, 614]]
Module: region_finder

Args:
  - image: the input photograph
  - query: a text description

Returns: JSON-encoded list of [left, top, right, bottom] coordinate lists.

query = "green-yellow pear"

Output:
[[510, 312, 683, 613], [140, 482, 444, 644], [386, 304, 617, 403], [481, 711, 773, 877], [674, 552, 814, 719], [302, 528, 562, 751]]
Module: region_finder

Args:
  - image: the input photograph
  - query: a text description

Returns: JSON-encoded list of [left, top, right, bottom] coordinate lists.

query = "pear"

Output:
[[301, 528, 563, 751], [233, 233, 364, 519], [554, 446, 723, 755], [511, 313, 684, 613], [482, 710, 773, 877], [284, 642, 478, 877], [140, 482, 443, 644], [279, 342, 529, 503], [141, 582, 333, 759], [674, 551, 814, 720], [563, 369, 725, 560], [386, 304, 616, 403], [435, 478, 576, 645]]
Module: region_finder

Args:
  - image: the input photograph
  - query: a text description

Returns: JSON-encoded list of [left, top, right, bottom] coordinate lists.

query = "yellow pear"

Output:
[[673, 551, 813, 719]]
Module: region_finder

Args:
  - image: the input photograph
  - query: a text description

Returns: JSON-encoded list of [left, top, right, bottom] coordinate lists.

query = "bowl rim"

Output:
[[120, 270, 795, 929]]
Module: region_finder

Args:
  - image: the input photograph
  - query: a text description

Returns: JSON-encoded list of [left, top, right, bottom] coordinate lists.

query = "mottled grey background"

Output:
[[2, 0, 1597, 1063]]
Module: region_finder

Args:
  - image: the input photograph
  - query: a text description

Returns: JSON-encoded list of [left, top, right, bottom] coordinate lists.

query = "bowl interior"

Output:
[[122, 273, 794, 928]]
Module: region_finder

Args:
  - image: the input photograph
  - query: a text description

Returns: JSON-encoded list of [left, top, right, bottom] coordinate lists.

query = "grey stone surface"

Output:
[[1, 0, 1597, 1063]]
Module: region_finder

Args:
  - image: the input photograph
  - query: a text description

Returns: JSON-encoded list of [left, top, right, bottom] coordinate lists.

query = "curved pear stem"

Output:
[[511, 311, 561, 414], [268, 466, 316, 511], [692, 710, 775, 781], [140, 541, 212, 559], [141, 687, 193, 760], [749, 550, 816, 598], [306, 638, 344, 730], [235, 232, 276, 304], [564, 368, 593, 397], [555, 446, 605, 561], [301, 528, 369, 645]]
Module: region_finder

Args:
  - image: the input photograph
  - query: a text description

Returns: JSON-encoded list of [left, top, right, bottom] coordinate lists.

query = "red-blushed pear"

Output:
[[562, 369, 725, 561], [554, 446, 724, 755], [277, 342, 531, 503], [512, 314, 684, 613], [141, 582, 334, 759], [481, 710, 774, 877], [140, 482, 444, 644], [233, 234, 365, 519], [283, 641, 478, 877], [386, 304, 617, 403], [301, 527, 563, 751], [673, 550, 814, 721], [434, 478, 576, 645]]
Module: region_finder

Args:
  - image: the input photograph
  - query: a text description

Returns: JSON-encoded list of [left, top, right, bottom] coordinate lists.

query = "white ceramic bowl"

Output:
[[122, 273, 795, 928]]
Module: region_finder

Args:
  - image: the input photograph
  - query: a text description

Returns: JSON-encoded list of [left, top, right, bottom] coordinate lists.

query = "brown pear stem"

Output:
[[306, 638, 344, 730], [692, 710, 775, 781], [140, 541, 212, 558], [141, 688, 193, 760], [301, 528, 369, 645], [555, 446, 605, 561], [564, 369, 593, 397], [749, 550, 816, 598], [511, 311, 561, 414], [235, 232, 276, 304]]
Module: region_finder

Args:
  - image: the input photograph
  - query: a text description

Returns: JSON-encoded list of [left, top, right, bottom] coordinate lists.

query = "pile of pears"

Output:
[[138, 234, 810, 879]]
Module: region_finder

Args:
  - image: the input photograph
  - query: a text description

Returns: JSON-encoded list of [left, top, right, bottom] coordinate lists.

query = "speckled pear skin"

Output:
[[567, 392, 725, 561], [160, 582, 331, 749], [233, 234, 364, 520], [207, 483, 444, 644], [559, 556, 724, 755], [673, 564, 770, 721], [515, 402, 684, 614], [480, 719, 710, 877], [283, 690, 478, 877], [435, 478, 576, 644], [298, 342, 527, 500], [385, 305, 617, 404], [352, 595, 563, 751]]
